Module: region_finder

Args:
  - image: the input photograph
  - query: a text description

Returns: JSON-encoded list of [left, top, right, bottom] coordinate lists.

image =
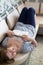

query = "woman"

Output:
[[0, 7, 37, 63]]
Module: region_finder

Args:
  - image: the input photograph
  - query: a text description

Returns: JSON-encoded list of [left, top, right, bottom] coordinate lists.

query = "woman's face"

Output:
[[6, 46, 17, 59]]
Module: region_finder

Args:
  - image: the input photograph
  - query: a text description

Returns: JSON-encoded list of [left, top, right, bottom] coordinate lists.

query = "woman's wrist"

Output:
[[26, 37, 33, 41]]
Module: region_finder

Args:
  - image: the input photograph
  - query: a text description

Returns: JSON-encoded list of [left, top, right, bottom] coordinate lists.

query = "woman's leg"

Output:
[[18, 7, 27, 24], [26, 7, 36, 27]]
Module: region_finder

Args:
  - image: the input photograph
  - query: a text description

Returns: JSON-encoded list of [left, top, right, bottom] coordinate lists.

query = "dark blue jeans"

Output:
[[18, 7, 35, 27]]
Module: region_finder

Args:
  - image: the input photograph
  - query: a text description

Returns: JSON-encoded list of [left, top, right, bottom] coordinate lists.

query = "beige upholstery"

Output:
[[7, 8, 19, 29], [17, 3, 25, 14], [25, 2, 39, 14], [0, 20, 9, 42], [40, 3, 43, 14]]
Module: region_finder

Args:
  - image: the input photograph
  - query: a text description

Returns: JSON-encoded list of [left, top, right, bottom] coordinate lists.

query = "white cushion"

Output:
[[7, 8, 19, 29], [0, 20, 9, 42]]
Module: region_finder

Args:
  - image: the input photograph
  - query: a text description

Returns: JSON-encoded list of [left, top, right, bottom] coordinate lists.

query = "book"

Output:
[[13, 30, 29, 36]]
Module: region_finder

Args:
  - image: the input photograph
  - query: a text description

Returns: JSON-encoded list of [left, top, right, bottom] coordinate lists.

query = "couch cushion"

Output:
[[0, 20, 9, 42], [25, 2, 39, 14], [7, 8, 19, 29], [17, 3, 25, 14]]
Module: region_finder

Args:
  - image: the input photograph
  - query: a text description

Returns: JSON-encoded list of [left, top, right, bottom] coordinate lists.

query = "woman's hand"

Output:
[[22, 35, 31, 41], [7, 46, 17, 59], [7, 30, 14, 37], [32, 39, 38, 47], [22, 35, 37, 47]]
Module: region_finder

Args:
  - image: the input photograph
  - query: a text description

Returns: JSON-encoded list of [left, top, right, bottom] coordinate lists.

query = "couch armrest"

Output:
[[33, 24, 39, 38]]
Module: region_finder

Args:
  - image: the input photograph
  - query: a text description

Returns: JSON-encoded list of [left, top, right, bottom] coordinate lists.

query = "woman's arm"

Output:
[[22, 35, 37, 47]]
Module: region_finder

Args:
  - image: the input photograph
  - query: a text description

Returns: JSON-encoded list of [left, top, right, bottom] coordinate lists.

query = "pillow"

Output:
[[7, 8, 19, 29], [0, 20, 9, 42]]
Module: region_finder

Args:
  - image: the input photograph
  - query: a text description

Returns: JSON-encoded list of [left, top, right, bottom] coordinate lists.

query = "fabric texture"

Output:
[[7, 8, 19, 29]]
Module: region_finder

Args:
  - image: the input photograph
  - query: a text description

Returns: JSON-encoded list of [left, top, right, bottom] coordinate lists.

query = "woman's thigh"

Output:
[[26, 7, 36, 27], [18, 7, 27, 24]]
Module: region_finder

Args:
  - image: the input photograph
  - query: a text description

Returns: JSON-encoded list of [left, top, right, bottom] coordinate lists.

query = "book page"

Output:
[[13, 30, 29, 36]]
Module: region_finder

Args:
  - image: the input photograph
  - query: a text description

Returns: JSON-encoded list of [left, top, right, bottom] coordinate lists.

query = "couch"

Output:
[[0, 2, 39, 65]]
